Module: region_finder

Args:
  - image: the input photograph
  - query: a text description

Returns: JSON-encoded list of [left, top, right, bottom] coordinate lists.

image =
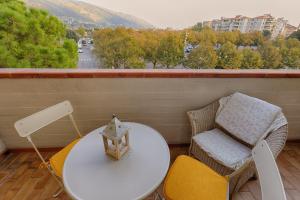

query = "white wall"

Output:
[[0, 78, 299, 148]]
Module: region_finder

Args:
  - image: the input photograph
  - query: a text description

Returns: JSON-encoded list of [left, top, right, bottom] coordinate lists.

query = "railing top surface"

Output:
[[0, 69, 300, 78]]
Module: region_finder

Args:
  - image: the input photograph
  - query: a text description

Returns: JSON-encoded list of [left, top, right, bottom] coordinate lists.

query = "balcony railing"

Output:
[[0, 69, 300, 148]]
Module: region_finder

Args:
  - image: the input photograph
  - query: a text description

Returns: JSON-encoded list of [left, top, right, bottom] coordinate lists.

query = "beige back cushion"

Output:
[[216, 93, 281, 145]]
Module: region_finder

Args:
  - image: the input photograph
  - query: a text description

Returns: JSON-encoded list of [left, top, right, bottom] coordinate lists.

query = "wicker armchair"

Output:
[[187, 100, 288, 197]]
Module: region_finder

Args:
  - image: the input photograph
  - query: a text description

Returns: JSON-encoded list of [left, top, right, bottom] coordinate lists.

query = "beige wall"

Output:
[[0, 78, 299, 148]]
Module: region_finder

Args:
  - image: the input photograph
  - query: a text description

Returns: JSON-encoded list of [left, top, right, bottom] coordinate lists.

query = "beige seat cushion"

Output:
[[216, 92, 281, 145], [193, 128, 251, 170]]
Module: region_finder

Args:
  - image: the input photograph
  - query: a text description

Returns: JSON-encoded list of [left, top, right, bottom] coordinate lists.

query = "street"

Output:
[[77, 44, 100, 69], [77, 42, 186, 69]]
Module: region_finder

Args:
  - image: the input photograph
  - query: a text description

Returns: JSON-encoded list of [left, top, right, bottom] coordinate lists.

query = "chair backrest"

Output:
[[15, 100, 75, 138], [252, 140, 287, 200], [14, 100, 82, 179]]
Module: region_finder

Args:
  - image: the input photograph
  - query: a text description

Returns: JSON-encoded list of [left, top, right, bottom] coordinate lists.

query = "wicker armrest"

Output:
[[187, 101, 219, 136], [265, 124, 288, 158]]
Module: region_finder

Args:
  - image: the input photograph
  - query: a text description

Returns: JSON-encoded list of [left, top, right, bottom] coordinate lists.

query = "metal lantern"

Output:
[[101, 115, 129, 160]]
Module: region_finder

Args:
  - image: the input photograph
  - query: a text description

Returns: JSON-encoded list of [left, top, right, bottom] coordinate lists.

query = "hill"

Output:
[[24, 0, 153, 29]]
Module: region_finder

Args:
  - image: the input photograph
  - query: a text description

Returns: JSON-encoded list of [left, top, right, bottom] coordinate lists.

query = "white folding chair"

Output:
[[14, 100, 82, 197], [252, 140, 287, 200]]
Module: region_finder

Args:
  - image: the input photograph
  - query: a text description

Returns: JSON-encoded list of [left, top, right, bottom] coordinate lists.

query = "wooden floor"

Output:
[[0, 144, 299, 200]]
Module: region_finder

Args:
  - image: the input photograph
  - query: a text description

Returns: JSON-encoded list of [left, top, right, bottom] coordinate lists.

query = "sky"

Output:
[[81, 0, 300, 29]]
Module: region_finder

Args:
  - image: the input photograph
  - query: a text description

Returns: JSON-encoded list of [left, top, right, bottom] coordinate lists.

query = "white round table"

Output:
[[63, 122, 170, 200]]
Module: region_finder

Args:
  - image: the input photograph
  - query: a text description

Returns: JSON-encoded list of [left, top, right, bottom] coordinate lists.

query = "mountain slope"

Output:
[[24, 0, 153, 29]]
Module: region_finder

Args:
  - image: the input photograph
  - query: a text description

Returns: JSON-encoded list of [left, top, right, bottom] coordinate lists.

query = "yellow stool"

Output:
[[164, 155, 229, 200], [50, 138, 81, 178]]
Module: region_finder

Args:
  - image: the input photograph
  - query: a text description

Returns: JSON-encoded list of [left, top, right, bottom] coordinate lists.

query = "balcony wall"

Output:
[[0, 69, 300, 148]]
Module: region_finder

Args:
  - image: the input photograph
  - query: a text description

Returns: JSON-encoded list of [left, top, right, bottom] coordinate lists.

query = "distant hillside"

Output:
[[24, 0, 154, 29]]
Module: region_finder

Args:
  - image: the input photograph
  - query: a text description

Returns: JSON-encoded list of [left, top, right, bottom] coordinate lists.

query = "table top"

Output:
[[63, 122, 170, 200]]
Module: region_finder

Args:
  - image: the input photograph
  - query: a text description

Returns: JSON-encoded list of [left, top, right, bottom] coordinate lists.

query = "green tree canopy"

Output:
[[0, 0, 77, 68], [285, 38, 300, 49], [240, 48, 263, 69], [157, 31, 184, 68], [273, 36, 286, 48], [217, 42, 242, 69], [262, 30, 272, 39], [288, 30, 300, 41], [191, 22, 203, 32], [280, 47, 300, 68], [140, 30, 161, 68], [186, 30, 199, 45], [237, 33, 254, 46], [249, 31, 264, 46], [66, 29, 80, 42], [184, 43, 217, 69], [192, 27, 217, 45], [76, 26, 86, 37], [93, 27, 144, 69], [259, 42, 282, 68], [217, 31, 240, 45]]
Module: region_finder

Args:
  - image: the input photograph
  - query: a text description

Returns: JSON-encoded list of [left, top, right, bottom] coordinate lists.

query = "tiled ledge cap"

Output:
[[0, 69, 300, 78]]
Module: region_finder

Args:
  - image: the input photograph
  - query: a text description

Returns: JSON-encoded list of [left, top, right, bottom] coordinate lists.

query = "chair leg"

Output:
[[154, 191, 164, 200], [47, 169, 65, 198], [53, 187, 64, 198]]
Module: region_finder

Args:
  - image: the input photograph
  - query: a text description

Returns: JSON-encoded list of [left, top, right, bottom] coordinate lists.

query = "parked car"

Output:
[[88, 39, 94, 44], [78, 48, 83, 53]]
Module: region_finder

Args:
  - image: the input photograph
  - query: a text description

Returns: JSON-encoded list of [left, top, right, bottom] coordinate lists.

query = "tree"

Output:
[[259, 42, 282, 68], [240, 49, 263, 69], [76, 26, 86, 37], [249, 31, 264, 46], [140, 30, 161, 68], [273, 36, 286, 48], [280, 47, 300, 68], [277, 38, 300, 68], [186, 30, 198, 45], [238, 33, 254, 46], [285, 38, 300, 49], [288, 30, 300, 41], [192, 27, 217, 45], [217, 42, 242, 69], [184, 44, 217, 69], [191, 22, 203, 32], [157, 32, 184, 68], [217, 31, 240, 45], [262, 30, 272, 39], [66, 29, 80, 42], [93, 27, 144, 69], [0, 0, 77, 68], [63, 39, 78, 67]]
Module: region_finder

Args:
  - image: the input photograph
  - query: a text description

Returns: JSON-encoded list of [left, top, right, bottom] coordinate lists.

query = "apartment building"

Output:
[[230, 15, 249, 32], [271, 18, 289, 39], [203, 14, 292, 39], [282, 24, 299, 37]]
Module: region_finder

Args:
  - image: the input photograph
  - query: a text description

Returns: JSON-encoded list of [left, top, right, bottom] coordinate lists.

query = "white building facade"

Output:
[[203, 14, 291, 39]]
